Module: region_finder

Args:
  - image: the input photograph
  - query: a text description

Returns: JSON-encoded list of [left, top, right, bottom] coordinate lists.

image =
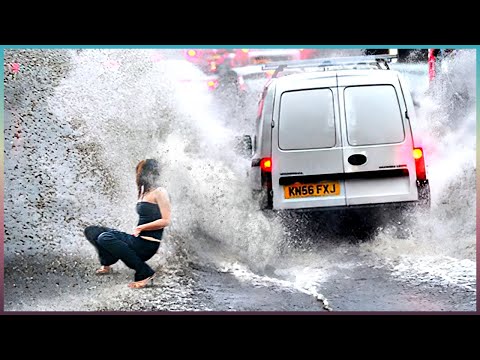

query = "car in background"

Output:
[[158, 59, 221, 96], [216, 50, 306, 104], [228, 49, 251, 67], [428, 49, 471, 111], [299, 49, 322, 59], [246, 49, 302, 65], [225, 65, 272, 119], [182, 49, 325, 110], [228, 65, 270, 94], [226, 48, 302, 68], [364, 49, 430, 62], [184, 48, 232, 74]]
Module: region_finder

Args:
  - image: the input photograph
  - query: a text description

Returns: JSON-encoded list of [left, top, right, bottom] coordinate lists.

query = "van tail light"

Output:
[[254, 157, 273, 209], [261, 157, 273, 208], [260, 157, 272, 172], [413, 147, 427, 180]]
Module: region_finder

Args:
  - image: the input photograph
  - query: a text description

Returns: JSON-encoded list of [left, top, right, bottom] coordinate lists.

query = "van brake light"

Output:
[[413, 148, 423, 160], [260, 157, 272, 172], [413, 147, 427, 180]]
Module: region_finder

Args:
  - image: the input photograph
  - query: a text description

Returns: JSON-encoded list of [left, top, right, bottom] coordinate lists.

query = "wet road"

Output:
[[4, 245, 475, 312], [3, 49, 476, 313]]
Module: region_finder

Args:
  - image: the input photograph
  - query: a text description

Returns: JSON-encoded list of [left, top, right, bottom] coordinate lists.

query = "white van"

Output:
[[243, 56, 431, 212]]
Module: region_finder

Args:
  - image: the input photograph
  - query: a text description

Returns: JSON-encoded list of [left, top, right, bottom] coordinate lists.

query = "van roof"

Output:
[[273, 68, 401, 86]]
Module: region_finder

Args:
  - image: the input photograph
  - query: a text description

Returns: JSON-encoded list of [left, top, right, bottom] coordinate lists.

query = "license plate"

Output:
[[284, 181, 340, 199]]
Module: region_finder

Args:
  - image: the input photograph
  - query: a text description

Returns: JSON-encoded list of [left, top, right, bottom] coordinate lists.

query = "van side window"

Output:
[[344, 85, 405, 146], [279, 88, 336, 150]]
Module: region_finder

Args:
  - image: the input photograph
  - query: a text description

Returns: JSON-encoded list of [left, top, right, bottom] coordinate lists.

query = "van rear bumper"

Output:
[[272, 200, 422, 213]]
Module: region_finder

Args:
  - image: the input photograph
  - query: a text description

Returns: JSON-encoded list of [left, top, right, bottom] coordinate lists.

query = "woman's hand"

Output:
[[132, 226, 143, 237]]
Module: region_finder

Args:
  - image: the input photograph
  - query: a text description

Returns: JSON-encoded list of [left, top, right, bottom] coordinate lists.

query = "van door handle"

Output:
[[348, 154, 367, 166]]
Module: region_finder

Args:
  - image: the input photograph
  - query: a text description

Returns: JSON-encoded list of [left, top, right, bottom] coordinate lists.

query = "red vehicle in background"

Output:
[[228, 49, 302, 67], [229, 49, 250, 67], [298, 49, 322, 59], [428, 48, 457, 82], [185, 48, 322, 74], [184, 48, 231, 74]]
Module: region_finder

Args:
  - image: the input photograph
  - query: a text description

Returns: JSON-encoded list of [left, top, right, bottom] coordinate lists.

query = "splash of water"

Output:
[[57, 49, 480, 262], [46, 50, 286, 272], [361, 49, 476, 287], [4, 49, 475, 310]]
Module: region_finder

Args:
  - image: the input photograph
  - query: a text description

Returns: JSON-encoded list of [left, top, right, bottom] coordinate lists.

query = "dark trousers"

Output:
[[84, 226, 160, 281]]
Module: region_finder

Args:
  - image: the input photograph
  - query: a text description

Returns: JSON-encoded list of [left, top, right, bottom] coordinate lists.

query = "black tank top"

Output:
[[136, 201, 163, 240]]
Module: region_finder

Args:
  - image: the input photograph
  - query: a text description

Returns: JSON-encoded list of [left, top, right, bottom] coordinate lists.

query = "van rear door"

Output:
[[271, 77, 347, 210], [337, 72, 418, 206]]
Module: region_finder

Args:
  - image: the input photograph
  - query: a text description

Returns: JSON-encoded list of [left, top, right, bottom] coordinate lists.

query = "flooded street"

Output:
[[3, 49, 476, 312]]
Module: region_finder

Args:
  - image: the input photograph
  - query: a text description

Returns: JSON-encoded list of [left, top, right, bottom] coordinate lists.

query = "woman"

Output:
[[84, 159, 171, 289]]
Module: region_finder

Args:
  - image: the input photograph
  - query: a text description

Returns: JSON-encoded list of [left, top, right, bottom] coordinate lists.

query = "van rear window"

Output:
[[279, 88, 336, 150], [344, 85, 405, 146]]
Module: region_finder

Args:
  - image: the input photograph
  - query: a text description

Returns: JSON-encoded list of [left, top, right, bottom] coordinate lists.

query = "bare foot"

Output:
[[128, 274, 156, 289], [95, 265, 111, 275]]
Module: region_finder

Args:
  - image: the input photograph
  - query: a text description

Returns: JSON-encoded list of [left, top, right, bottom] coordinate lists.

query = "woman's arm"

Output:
[[133, 188, 172, 237]]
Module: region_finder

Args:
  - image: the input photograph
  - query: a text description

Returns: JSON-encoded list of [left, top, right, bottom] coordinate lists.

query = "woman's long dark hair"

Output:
[[136, 159, 160, 199]]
